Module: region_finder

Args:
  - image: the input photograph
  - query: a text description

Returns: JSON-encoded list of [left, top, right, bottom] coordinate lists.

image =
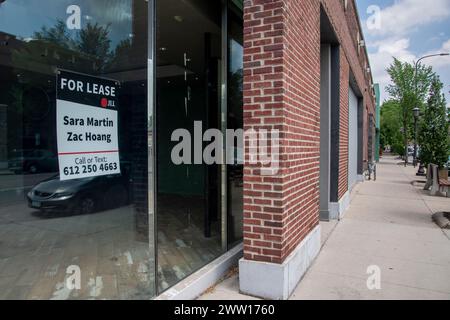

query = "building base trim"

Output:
[[319, 209, 330, 221], [239, 225, 321, 300], [330, 190, 350, 220], [155, 244, 243, 300]]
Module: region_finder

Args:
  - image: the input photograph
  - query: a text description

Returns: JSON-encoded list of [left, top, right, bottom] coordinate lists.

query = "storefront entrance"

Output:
[[0, 0, 242, 299], [155, 0, 243, 293]]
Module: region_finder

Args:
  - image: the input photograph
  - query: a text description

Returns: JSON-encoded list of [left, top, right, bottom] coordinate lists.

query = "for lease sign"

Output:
[[56, 70, 120, 181]]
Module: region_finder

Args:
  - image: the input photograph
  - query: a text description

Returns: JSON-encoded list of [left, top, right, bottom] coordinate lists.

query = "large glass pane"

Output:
[[0, 0, 154, 299], [156, 0, 223, 293], [227, 4, 243, 247]]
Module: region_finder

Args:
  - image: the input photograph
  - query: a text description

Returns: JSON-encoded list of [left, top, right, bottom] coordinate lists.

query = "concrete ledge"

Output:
[[319, 209, 330, 221], [155, 244, 243, 300], [239, 225, 321, 300], [357, 174, 365, 182], [329, 190, 350, 220]]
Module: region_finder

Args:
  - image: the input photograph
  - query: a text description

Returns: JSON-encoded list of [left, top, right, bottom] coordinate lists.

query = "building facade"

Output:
[[238, 0, 376, 299], [0, 0, 375, 300], [374, 83, 381, 162]]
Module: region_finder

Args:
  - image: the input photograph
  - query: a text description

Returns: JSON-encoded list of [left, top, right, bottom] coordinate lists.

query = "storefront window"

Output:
[[0, 0, 154, 299], [0, 0, 243, 299]]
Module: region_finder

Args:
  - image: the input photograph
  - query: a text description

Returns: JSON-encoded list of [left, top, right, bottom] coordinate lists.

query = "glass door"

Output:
[[155, 0, 223, 293], [227, 2, 243, 247]]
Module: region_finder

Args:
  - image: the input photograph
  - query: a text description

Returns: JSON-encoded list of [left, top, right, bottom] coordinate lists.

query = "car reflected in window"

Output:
[[27, 163, 131, 215], [8, 149, 58, 174]]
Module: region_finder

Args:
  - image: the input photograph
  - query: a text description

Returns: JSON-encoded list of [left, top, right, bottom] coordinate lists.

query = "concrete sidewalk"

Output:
[[199, 155, 450, 300]]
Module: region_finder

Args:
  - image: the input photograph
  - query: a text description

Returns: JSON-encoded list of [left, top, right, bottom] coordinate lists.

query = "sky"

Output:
[[355, 0, 450, 108], [0, 0, 448, 107], [0, 0, 132, 48]]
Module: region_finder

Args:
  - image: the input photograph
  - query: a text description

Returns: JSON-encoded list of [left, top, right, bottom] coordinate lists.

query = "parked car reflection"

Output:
[[27, 168, 131, 215], [8, 149, 58, 174]]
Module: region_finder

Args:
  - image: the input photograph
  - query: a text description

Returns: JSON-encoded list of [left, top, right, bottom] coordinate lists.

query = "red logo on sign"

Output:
[[100, 98, 108, 108]]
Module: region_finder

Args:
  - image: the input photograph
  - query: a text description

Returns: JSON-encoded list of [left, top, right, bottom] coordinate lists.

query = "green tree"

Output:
[[418, 76, 449, 167], [34, 20, 74, 49], [77, 22, 111, 57], [386, 58, 434, 163], [380, 100, 404, 154], [108, 38, 132, 70], [77, 22, 111, 70]]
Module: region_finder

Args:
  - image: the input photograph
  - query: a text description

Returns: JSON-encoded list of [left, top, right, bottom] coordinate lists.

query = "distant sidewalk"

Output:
[[199, 155, 450, 300]]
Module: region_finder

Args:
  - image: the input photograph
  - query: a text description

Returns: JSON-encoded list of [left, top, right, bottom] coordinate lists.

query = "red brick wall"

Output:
[[242, 0, 320, 264], [321, 0, 376, 193], [344, 0, 376, 171], [242, 0, 286, 264], [242, 0, 376, 264], [282, 0, 321, 261], [338, 50, 349, 199]]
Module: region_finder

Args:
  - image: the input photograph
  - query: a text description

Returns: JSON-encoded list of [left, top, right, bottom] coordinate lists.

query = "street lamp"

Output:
[[413, 53, 450, 174], [413, 107, 420, 167]]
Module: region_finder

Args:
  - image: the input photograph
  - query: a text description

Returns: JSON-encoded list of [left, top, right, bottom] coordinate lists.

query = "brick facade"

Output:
[[338, 49, 350, 199], [243, 0, 375, 264]]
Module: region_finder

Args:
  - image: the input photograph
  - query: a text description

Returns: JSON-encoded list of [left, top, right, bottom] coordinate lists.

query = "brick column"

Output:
[[239, 0, 322, 300]]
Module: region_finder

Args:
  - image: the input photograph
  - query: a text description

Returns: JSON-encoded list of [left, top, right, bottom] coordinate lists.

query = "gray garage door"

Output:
[[348, 87, 359, 191]]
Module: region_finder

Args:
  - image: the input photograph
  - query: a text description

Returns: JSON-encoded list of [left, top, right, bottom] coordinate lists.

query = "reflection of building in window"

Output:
[[0, 0, 153, 300]]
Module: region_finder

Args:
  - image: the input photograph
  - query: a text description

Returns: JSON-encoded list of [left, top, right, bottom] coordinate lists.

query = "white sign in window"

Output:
[[56, 70, 121, 181]]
